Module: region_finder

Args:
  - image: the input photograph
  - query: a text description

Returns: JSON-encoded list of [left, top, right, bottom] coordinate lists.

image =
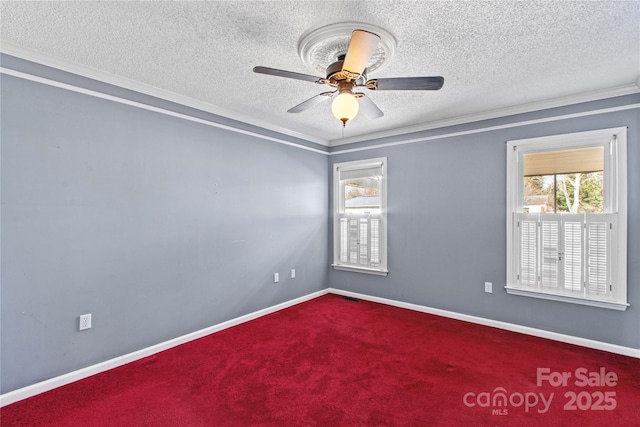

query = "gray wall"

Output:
[[1, 55, 638, 395], [1, 65, 329, 393], [329, 95, 640, 349]]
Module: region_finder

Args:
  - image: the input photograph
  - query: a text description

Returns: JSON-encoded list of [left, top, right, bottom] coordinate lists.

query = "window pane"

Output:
[[523, 147, 604, 214], [523, 173, 604, 213], [523, 176, 555, 213], [343, 176, 381, 214]]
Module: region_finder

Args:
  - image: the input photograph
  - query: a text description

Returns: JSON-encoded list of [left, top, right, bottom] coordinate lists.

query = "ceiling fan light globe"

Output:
[[332, 92, 359, 124]]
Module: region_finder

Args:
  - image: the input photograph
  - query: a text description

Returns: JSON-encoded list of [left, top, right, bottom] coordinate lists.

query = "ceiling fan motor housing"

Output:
[[325, 60, 367, 85]]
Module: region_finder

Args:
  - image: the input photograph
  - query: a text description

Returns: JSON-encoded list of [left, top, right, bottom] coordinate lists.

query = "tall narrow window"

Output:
[[333, 158, 388, 275], [506, 128, 627, 310]]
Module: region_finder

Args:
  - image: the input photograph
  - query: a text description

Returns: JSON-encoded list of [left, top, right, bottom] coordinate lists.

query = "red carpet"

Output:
[[2, 293, 639, 426]]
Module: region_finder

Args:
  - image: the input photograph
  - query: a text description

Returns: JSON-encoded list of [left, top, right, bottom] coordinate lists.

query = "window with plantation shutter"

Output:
[[506, 128, 628, 311], [333, 158, 388, 275]]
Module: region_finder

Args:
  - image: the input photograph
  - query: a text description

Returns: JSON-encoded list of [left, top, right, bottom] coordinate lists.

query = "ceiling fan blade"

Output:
[[356, 93, 384, 119], [253, 66, 322, 83], [367, 76, 444, 91], [342, 30, 381, 78], [287, 92, 334, 113]]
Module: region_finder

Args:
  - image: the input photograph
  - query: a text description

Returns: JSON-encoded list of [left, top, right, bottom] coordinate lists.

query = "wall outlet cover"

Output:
[[484, 282, 493, 293], [79, 313, 92, 330]]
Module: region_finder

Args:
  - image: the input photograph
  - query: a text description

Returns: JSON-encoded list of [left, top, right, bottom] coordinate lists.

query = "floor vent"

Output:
[[343, 296, 361, 302]]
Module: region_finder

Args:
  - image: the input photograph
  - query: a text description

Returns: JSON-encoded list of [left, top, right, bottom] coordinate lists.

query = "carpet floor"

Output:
[[2, 293, 639, 426]]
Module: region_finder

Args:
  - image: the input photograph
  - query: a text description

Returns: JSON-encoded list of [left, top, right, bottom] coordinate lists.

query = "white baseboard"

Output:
[[3, 287, 637, 407], [0, 289, 329, 408], [327, 288, 640, 359]]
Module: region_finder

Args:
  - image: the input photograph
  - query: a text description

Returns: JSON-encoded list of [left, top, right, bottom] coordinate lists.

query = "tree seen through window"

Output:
[[524, 172, 603, 213], [523, 146, 604, 214]]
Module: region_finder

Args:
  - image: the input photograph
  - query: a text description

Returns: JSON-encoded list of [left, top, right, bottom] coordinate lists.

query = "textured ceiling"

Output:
[[1, 1, 639, 145]]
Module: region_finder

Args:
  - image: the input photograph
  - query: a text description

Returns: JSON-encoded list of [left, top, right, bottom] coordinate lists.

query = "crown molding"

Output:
[[330, 83, 640, 147], [0, 40, 329, 147]]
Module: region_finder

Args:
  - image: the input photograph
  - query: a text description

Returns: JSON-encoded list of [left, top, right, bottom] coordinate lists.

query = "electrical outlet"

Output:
[[79, 313, 92, 331], [274, 272, 279, 283], [290, 269, 296, 279], [484, 282, 493, 293]]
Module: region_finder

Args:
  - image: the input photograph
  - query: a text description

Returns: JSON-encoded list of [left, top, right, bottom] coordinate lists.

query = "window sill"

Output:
[[331, 264, 388, 276], [505, 286, 629, 311]]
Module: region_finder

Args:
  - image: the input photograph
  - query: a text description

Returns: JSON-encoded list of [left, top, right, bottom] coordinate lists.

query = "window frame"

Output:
[[505, 127, 628, 310], [332, 157, 388, 276]]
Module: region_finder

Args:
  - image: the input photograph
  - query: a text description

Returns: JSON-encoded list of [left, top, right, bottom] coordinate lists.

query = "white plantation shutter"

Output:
[[516, 213, 539, 287], [562, 215, 584, 292], [370, 218, 381, 264], [349, 218, 359, 263], [514, 213, 616, 298], [585, 214, 615, 296], [337, 214, 382, 268], [359, 218, 369, 264], [339, 218, 349, 262], [540, 215, 560, 289]]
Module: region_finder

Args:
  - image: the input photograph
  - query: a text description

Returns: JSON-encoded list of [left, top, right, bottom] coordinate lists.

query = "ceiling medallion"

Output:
[[298, 22, 397, 75]]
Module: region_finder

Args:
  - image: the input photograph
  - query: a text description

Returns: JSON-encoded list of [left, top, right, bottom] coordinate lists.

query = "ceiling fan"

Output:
[[253, 29, 444, 127]]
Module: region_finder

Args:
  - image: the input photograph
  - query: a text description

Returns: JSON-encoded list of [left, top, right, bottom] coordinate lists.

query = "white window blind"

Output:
[[338, 164, 383, 181]]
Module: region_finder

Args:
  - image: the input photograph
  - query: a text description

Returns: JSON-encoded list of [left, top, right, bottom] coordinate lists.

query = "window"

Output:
[[506, 128, 627, 310], [333, 158, 388, 275]]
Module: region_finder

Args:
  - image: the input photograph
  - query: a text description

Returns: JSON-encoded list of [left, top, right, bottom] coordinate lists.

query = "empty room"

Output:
[[1, 1, 638, 426]]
